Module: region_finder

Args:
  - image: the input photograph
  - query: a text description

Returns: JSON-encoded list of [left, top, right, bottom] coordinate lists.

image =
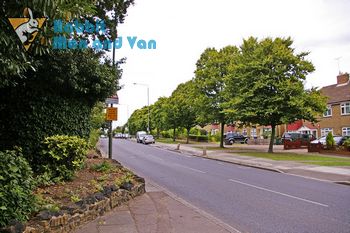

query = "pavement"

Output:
[[152, 142, 350, 184], [75, 182, 235, 233], [80, 140, 350, 233]]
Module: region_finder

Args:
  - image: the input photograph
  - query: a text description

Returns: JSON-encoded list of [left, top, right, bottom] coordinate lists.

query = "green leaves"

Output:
[[39, 135, 88, 181], [0, 150, 36, 227]]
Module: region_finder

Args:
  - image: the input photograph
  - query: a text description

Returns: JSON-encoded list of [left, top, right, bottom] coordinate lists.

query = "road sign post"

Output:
[[106, 106, 118, 159]]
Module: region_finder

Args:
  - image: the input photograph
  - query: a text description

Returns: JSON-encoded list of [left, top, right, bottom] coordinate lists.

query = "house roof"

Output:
[[320, 81, 350, 104], [287, 120, 318, 131]]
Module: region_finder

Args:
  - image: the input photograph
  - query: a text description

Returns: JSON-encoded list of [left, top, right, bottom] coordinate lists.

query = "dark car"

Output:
[[224, 132, 248, 145], [281, 132, 315, 143]]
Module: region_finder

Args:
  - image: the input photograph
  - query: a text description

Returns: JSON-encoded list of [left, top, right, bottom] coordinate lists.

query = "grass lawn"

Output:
[[198, 146, 258, 151], [235, 152, 350, 166], [156, 138, 209, 145]]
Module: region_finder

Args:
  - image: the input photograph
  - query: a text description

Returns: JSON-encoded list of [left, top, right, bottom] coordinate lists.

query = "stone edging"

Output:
[[1, 175, 145, 233]]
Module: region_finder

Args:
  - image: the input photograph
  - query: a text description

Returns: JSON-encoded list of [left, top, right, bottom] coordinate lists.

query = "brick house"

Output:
[[317, 73, 350, 137], [286, 119, 319, 138]]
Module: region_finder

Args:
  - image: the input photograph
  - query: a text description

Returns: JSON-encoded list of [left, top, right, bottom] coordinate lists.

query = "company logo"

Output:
[[53, 19, 157, 50], [8, 8, 156, 51], [8, 8, 46, 51]]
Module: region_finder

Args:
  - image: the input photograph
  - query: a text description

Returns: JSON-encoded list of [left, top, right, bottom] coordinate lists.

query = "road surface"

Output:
[[100, 139, 350, 233]]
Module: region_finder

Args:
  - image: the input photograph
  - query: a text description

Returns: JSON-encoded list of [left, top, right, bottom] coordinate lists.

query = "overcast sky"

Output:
[[110, 0, 350, 127]]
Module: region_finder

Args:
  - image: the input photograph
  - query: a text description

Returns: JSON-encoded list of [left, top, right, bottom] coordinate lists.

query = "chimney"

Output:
[[337, 73, 349, 85]]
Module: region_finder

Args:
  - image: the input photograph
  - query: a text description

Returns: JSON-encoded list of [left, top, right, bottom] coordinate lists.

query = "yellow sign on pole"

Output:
[[106, 107, 118, 121]]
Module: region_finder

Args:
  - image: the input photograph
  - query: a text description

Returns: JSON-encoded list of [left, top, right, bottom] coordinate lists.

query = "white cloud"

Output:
[[110, 0, 350, 127]]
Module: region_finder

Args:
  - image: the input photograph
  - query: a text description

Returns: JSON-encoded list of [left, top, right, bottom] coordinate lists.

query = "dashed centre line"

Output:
[[228, 178, 329, 207]]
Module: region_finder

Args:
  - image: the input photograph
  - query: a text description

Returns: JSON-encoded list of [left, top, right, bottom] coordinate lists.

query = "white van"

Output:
[[136, 131, 147, 143]]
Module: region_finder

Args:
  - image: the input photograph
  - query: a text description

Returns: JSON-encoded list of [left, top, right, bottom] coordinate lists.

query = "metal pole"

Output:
[[108, 10, 118, 159]]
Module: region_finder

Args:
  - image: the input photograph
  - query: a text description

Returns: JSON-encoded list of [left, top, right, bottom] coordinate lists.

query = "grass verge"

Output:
[[235, 152, 350, 166]]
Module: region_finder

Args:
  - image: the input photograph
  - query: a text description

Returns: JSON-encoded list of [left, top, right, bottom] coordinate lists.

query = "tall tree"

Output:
[[151, 97, 168, 138], [163, 96, 182, 142], [194, 46, 239, 147], [171, 80, 199, 144], [128, 106, 149, 135], [227, 37, 327, 153]]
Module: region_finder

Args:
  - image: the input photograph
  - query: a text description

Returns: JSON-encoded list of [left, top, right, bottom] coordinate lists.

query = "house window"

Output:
[[321, 128, 333, 137], [323, 105, 332, 117], [342, 127, 350, 136], [341, 102, 350, 115]]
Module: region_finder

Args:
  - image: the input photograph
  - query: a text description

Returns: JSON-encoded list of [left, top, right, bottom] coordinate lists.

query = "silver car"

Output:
[[311, 135, 343, 146], [143, 135, 155, 144]]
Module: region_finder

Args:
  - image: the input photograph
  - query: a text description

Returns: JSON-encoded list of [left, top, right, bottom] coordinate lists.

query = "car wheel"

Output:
[[244, 138, 248, 144], [229, 139, 234, 145]]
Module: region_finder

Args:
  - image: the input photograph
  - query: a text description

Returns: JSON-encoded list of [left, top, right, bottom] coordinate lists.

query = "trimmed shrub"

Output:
[[189, 134, 209, 142], [39, 135, 88, 181], [343, 138, 350, 151], [209, 133, 221, 142], [326, 132, 335, 149], [0, 150, 36, 227]]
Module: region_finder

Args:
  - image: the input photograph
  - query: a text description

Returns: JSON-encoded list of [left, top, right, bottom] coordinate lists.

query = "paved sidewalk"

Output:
[[75, 182, 236, 233], [153, 142, 350, 184]]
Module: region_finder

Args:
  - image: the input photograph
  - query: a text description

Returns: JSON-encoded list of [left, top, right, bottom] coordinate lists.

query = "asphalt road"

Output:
[[100, 139, 350, 233]]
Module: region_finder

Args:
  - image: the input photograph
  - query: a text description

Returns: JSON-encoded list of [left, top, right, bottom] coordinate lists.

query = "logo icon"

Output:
[[8, 8, 46, 51]]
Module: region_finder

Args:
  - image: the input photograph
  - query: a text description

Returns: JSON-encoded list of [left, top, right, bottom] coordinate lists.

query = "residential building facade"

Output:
[[318, 73, 350, 137]]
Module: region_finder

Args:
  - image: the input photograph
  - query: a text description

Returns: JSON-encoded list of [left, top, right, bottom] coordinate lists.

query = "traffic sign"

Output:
[[106, 107, 118, 121], [105, 96, 119, 105]]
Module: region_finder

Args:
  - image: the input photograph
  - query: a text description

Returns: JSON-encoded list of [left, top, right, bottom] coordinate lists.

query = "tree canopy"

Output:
[[194, 46, 239, 147], [225, 37, 326, 152]]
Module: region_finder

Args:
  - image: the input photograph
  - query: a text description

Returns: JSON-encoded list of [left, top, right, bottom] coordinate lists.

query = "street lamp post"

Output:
[[133, 83, 150, 134]]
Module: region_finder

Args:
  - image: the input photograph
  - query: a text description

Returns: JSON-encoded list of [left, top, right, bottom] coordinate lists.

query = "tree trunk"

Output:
[[186, 128, 190, 144], [220, 120, 225, 148], [268, 124, 276, 153], [157, 128, 160, 139], [173, 127, 176, 142]]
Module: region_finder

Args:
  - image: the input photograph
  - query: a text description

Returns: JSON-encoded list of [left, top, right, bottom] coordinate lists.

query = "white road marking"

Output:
[[150, 156, 164, 162], [228, 179, 329, 207], [175, 164, 206, 174]]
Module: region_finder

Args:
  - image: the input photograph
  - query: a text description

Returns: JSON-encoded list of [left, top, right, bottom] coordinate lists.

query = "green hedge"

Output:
[[0, 150, 36, 227], [0, 88, 92, 171], [189, 134, 209, 142], [39, 135, 88, 181]]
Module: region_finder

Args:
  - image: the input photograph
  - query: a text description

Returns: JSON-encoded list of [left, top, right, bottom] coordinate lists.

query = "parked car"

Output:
[[311, 135, 348, 147], [136, 131, 147, 143], [281, 132, 315, 143], [143, 135, 155, 144], [113, 133, 123, 138], [224, 132, 248, 145]]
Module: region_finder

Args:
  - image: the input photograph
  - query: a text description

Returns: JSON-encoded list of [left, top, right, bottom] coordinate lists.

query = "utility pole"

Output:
[[108, 9, 118, 159]]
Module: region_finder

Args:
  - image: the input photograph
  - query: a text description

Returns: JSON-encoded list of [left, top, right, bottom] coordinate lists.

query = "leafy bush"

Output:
[[161, 130, 172, 138], [39, 135, 88, 181], [326, 132, 335, 149], [343, 138, 350, 151], [189, 134, 209, 142], [0, 90, 92, 170], [0, 150, 36, 227], [209, 133, 221, 142], [91, 160, 113, 173]]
